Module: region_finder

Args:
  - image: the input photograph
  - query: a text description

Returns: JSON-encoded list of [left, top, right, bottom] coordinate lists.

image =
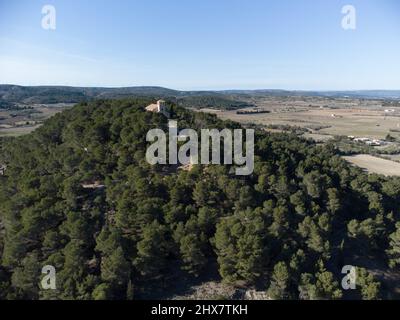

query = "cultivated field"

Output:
[[343, 155, 400, 177], [203, 96, 400, 140], [199, 96, 400, 176], [0, 103, 74, 137], [386, 154, 400, 162], [0, 125, 42, 137]]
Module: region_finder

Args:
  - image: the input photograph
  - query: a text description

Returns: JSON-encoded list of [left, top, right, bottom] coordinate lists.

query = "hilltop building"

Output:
[[146, 100, 170, 118]]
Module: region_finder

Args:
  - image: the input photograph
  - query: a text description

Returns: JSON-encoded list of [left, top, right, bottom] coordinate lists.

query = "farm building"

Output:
[[354, 137, 385, 146]]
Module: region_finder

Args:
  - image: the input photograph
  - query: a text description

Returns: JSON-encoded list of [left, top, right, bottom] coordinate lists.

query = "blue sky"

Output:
[[0, 0, 399, 90]]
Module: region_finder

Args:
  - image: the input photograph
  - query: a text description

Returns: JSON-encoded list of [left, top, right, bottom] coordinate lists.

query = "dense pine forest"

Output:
[[0, 98, 400, 300]]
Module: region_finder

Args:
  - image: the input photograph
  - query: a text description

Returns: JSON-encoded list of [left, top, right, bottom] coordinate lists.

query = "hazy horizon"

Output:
[[2, 83, 400, 93]]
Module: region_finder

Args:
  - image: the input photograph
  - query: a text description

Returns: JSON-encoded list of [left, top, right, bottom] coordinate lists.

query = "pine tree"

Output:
[[326, 188, 341, 214], [298, 273, 318, 300], [92, 283, 111, 300], [314, 261, 342, 299], [10, 251, 41, 299], [100, 247, 130, 288], [214, 210, 265, 283], [387, 222, 400, 268], [356, 268, 380, 300], [267, 262, 290, 299], [290, 190, 307, 216], [134, 220, 171, 278], [179, 234, 207, 276]]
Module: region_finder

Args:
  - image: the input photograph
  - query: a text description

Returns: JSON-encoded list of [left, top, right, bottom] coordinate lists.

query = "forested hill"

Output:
[[1, 99, 400, 300], [0, 85, 255, 110]]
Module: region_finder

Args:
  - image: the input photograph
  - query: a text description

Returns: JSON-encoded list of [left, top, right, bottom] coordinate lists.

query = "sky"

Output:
[[0, 0, 399, 90]]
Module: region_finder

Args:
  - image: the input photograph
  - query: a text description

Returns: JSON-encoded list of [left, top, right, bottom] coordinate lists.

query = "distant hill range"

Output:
[[0, 85, 256, 110], [218, 89, 400, 100], [1, 85, 400, 109]]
